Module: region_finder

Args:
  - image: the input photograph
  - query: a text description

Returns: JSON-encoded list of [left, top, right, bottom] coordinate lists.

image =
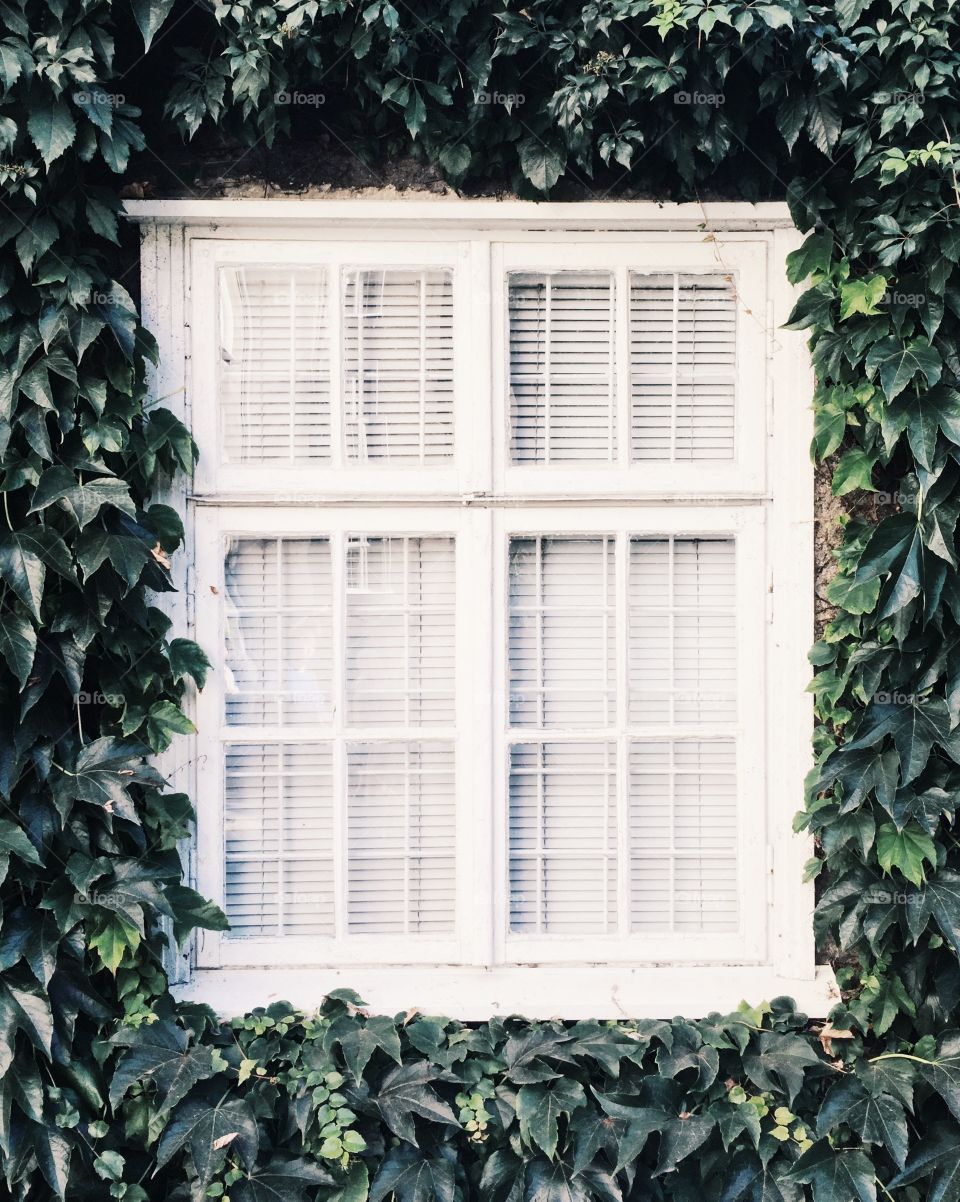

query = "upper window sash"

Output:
[[190, 238, 480, 497], [493, 240, 769, 496], [190, 233, 770, 502]]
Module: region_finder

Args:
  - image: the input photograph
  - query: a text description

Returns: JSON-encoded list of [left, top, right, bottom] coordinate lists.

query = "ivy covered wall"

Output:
[[2, 0, 960, 1198]]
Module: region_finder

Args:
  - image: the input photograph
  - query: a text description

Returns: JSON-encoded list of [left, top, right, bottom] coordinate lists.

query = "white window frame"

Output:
[[129, 199, 836, 1019]]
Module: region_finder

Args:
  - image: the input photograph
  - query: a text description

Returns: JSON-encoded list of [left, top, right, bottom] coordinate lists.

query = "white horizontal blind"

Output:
[[630, 740, 738, 932], [344, 536, 457, 935], [220, 534, 457, 942], [343, 269, 455, 463], [508, 537, 616, 727], [508, 272, 616, 464], [219, 267, 331, 464], [507, 535, 739, 937], [630, 273, 737, 462]]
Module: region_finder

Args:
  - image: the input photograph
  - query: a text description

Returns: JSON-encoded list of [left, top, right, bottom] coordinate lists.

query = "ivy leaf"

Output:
[[887, 386, 960, 470], [920, 872, 960, 957], [832, 449, 877, 496], [889, 1122, 960, 1201], [370, 1146, 454, 1202], [805, 91, 842, 154], [876, 822, 936, 886], [916, 1031, 960, 1121], [76, 529, 151, 588], [721, 1153, 802, 1202], [786, 232, 833, 284], [787, 1141, 876, 1202], [169, 638, 211, 688], [88, 913, 141, 973], [109, 1019, 216, 1114], [0, 612, 36, 687], [156, 1098, 259, 1189], [33, 1121, 72, 1199], [0, 533, 45, 620], [844, 698, 952, 785], [816, 1077, 908, 1167], [30, 466, 135, 529], [839, 275, 887, 320], [145, 700, 196, 752], [163, 884, 229, 946], [0, 818, 41, 867], [233, 1156, 338, 1202], [335, 1014, 403, 1080], [374, 1062, 458, 1145], [865, 337, 942, 401], [518, 138, 564, 193], [130, 0, 176, 50], [654, 1115, 715, 1174], [824, 573, 880, 615], [517, 1079, 587, 1158], [27, 98, 77, 165], [742, 1033, 823, 1106]]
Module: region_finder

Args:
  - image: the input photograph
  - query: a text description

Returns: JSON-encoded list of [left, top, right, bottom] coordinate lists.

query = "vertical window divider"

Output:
[[670, 274, 680, 464], [330, 266, 344, 469], [332, 529, 347, 942], [275, 538, 286, 935], [419, 270, 427, 468], [615, 265, 630, 469], [544, 283, 552, 464], [615, 530, 630, 939]]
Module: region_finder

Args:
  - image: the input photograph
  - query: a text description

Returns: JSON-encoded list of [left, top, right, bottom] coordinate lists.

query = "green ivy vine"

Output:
[[2, 0, 960, 1198]]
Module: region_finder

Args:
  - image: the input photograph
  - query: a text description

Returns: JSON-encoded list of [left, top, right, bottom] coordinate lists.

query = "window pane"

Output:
[[224, 742, 335, 938], [508, 272, 616, 464], [219, 266, 331, 464], [346, 536, 456, 726], [224, 538, 333, 725], [347, 740, 455, 934], [508, 537, 616, 727], [628, 537, 737, 724], [508, 741, 617, 934], [343, 269, 454, 462], [629, 740, 738, 932], [630, 273, 736, 462], [507, 534, 740, 942]]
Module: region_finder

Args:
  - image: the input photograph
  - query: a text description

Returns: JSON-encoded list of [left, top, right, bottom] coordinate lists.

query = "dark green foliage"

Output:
[[1, 0, 960, 1196]]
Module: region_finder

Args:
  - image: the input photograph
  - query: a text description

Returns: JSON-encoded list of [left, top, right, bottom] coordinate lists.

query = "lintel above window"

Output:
[[131, 200, 836, 1020]]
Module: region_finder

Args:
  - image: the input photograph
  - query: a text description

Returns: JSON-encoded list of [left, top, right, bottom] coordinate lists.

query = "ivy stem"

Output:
[[2, 489, 11, 531], [878, 1179, 898, 1202], [867, 1052, 935, 1065]]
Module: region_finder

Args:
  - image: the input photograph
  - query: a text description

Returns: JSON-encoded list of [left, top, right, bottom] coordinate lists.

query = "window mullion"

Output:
[[615, 531, 630, 939], [330, 266, 344, 468], [332, 529, 348, 942], [616, 265, 630, 468]]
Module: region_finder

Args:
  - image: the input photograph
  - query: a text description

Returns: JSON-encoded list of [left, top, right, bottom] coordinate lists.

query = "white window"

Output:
[[133, 200, 835, 1019]]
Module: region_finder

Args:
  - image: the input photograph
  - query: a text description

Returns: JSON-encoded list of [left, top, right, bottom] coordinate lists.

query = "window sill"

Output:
[[173, 964, 839, 1021]]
